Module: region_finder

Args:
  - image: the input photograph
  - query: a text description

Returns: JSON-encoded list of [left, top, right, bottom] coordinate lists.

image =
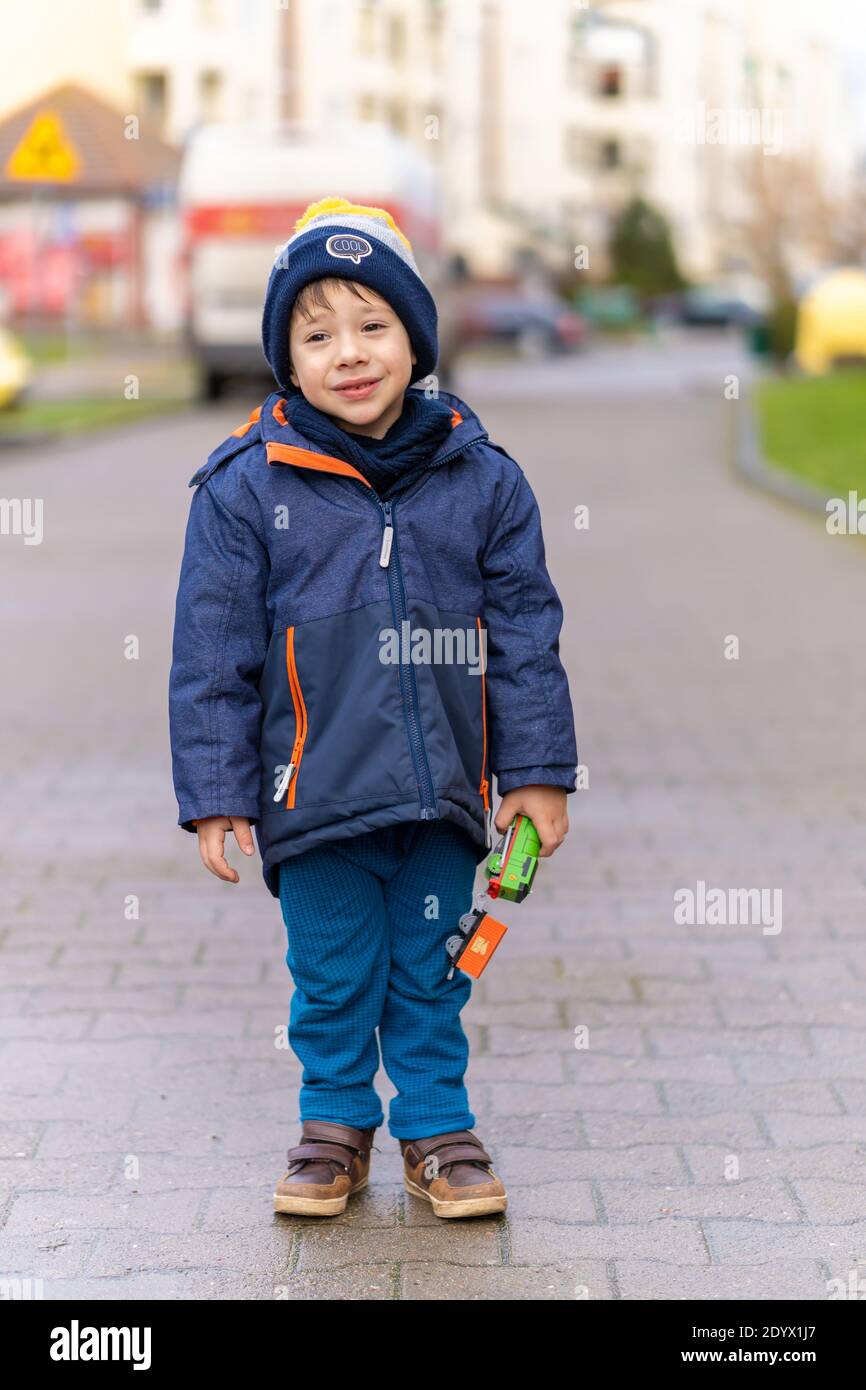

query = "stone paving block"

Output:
[[118, 960, 264, 986], [88, 1225, 298, 1276], [662, 1080, 843, 1115], [2, 1188, 203, 1240], [296, 1224, 503, 1269], [0, 1229, 100, 1281], [0, 1154, 117, 1197], [831, 1080, 866, 1112], [26, 986, 181, 1015], [613, 1258, 830, 1301], [705, 1219, 866, 1264], [809, 1027, 866, 1056], [0, 989, 32, 1016], [647, 1026, 813, 1057], [764, 1114, 866, 1146], [0, 1013, 93, 1041], [45, 1269, 281, 1299], [584, 1111, 765, 1147], [498, 1144, 688, 1185], [599, 1179, 797, 1222], [0, 1123, 44, 1159], [486, 1079, 662, 1116], [565, 1054, 737, 1084], [735, 1053, 866, 1083], [789, 1180, 866, 1223], [468, 1052, 566, 1084], [90, 1008, 247, 1039], [402, 1261, 613, 1299], [0, 1092, 136, 1125], [508, 1217, 709, 1265]]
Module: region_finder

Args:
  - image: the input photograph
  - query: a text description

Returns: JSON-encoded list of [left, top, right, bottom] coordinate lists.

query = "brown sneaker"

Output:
[[400, 1129, 507, 1218], [273, 1120, 378, 1216]]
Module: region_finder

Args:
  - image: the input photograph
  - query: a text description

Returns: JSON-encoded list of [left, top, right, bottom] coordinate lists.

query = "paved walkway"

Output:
[[1, 376, 865, 1299]]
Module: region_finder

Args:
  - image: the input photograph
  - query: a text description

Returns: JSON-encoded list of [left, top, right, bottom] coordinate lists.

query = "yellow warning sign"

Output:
[[5, 110, 81, 183]]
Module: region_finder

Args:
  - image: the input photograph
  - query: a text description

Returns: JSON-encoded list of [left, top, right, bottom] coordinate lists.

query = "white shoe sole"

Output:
[[273, 1171, 368, 1216], [403, 1173, 507, 1218]]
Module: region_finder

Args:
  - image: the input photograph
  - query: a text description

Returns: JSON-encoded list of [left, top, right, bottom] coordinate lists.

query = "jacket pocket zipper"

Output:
[[273, 625, 307, 806], [477, 615, 492, 846]]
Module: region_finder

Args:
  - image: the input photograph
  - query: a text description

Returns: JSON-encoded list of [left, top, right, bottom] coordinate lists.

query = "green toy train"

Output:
[[444, 813, 542, 978], [484, 813, 541, 902]]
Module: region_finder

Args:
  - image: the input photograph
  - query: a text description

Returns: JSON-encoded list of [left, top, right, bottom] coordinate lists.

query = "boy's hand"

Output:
[[195, 815, 256, 882], [494, 786, 568, 858]]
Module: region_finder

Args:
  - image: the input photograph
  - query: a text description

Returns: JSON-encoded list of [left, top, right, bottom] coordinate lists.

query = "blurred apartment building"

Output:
[[0, 0, 859, 329], [118, 0, 860, 283]]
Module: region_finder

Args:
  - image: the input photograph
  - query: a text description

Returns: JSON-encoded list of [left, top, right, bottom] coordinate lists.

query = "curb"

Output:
[[734, 388, 829, 516]]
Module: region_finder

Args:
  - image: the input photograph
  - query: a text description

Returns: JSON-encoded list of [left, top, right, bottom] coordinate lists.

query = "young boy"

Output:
[[169, 197, 578, 1220]]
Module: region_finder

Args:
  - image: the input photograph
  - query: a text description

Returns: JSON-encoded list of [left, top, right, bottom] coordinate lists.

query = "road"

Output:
[[1, 346, 865, 1300]]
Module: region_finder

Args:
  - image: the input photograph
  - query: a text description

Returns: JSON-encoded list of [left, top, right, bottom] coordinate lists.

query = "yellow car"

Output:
[[0, 326, 32, 408], [795, 268, 866, 374]]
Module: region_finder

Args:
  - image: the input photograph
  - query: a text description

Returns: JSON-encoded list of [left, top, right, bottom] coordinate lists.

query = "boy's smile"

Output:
[[287, 278, 417, 439]]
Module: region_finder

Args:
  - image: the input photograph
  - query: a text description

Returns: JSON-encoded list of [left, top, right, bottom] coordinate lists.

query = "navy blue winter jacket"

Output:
[[168, 386, 578, 897]]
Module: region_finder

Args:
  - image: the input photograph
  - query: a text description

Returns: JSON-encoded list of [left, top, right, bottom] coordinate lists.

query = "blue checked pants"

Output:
[[277, 819, 480, 1140]]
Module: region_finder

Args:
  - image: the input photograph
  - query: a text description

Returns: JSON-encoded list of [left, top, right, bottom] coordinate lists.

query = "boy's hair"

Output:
[[291, 275, 375, 327]]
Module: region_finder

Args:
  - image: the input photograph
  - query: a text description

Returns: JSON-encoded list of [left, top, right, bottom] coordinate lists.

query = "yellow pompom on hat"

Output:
[[262, 194, 438, 391], [292, 196, 415, 255]]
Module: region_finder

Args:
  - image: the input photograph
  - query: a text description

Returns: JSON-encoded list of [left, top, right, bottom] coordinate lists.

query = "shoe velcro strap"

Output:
[[285, 1141, 358, 1171], [412, 1130, 476, 1156], [410, 1133, 492, 1168], [301, 1121, 370, 1149], [431, 1144, 492, 1169]]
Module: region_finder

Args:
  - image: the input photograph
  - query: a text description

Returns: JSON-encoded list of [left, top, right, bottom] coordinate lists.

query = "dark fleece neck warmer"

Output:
[[285, 387, 457, 499]]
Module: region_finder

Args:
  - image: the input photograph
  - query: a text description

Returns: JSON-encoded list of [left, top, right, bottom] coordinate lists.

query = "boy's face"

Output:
[[287, 280, 417, 438]]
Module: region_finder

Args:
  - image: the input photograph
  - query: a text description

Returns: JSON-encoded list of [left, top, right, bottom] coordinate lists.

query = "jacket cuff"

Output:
[[495, 765, 577, 795], [178, 803, 261, 833]]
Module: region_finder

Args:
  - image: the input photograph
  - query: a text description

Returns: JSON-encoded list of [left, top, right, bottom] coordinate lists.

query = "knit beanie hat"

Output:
[[261, 196, 439, 393]]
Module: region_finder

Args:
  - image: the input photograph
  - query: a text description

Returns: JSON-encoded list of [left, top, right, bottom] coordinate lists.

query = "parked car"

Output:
[[574, 285, 641, 330], [646, 286, 765, 329], [0, 326, 32, 409], [455, 286, 589, 356]]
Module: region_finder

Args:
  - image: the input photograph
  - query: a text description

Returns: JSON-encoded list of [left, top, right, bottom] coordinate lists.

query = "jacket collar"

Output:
[[258, 388, 488, 487]]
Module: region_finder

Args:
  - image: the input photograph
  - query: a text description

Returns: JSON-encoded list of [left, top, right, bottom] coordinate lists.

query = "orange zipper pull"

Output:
[[480, 776, 492, 846], [273, 735, 304, 802]]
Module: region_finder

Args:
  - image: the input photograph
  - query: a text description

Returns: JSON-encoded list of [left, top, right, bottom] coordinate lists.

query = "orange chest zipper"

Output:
[[272, 626, 307, 807]]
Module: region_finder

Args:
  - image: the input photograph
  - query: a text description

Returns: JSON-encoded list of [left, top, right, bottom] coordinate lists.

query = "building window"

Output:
[[564, 126, 584, 168], [357, 92, 379, 122], [359, 3, 378, 55], [137, 71, 167, 128], [599, 65, 622, 97], [199, 70, 222, 122], [600, 138, 621, 169], [426, 0, 445, 29], [389, 14, 406, 62], [389, 96, 409, 132]]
